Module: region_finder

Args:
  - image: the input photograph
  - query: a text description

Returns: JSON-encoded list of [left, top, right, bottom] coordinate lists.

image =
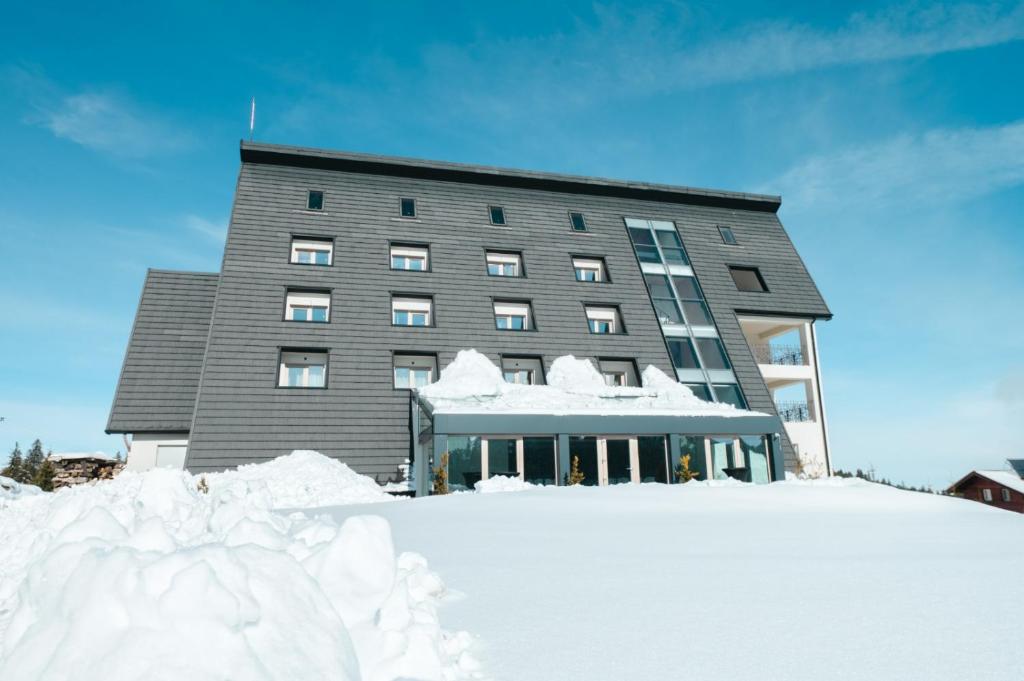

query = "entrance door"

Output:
[[603, 438, 633, 485], [569, 436, 600, 486]]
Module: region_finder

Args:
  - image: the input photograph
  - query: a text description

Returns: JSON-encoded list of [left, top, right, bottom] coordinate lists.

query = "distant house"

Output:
[[948, 464, 1024, 514]]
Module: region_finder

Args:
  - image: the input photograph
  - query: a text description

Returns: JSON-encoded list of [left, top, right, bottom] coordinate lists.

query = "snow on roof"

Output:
[[975, 470, 1024, 496], [416, 349, 764, 417]]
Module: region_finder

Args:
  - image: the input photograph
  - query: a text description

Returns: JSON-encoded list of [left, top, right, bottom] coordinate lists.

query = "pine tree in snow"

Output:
[[33, 458, 56, 492], [23, 440, 45, 481], [2, 443, 25, 483], [432, 453, 449, 495]]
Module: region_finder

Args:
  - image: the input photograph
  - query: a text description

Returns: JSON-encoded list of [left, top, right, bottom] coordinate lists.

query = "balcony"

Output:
[[776, 401, 812, 423], [752, 343, 804, 366]]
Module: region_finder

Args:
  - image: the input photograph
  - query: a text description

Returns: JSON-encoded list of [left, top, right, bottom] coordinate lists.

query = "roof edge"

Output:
[[239, 141, 782, 213]]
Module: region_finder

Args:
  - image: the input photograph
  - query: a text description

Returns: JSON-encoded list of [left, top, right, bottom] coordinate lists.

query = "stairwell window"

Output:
[[729, 266, 768, 292], [573, 257, 606, 282], [494, 301, 531, 330], [391, 244, 429, 271], [393, 354, 437, 389], [307, 190, 324, 211], [400, 198, 417, 218], [392, 296, 433, 326], [569, 212, 588, 232], [489, 206, 506, 225], [696, 337, 732, 370], [278, 350, 328, 388], [285, 290, 331, 322], [486, 251, 523, 277], [290, 238, 333, 266], [586, 306, 623, 334], [713, 384, 746, 409]]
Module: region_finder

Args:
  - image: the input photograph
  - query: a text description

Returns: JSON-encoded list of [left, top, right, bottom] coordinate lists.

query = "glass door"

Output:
[[637, 436, 669, 483], [603, 438, 633, 485], [569, 436, 600, 486]]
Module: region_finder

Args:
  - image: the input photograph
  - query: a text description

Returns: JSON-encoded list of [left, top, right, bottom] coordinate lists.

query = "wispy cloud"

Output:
[[7, 66, 193, 158], [764, 119, 1024, 211], [184, 214, 227, 242]]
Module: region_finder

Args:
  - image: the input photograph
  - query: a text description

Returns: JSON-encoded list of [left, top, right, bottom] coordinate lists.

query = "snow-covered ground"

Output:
[[3, 453, 1023, 680]]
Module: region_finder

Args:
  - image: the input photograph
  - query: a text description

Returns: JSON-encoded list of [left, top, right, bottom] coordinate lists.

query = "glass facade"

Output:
[[638, 436, 668, 483], [741, 436, 770, 484], [487, 439, 518, 477], [447, 436, 482, 491], [523, 437, 557, 485], [569, 436, 599, 486]]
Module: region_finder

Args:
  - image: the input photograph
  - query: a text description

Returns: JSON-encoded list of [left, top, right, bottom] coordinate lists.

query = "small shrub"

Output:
[[567, 455, 585, 486], [196, 476, 209, 494], [674, 454, 700, 482], [432, 453, 449, 495]]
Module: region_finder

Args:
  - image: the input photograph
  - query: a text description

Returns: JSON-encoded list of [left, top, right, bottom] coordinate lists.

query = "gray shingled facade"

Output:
[[108, 143, 830, 479]]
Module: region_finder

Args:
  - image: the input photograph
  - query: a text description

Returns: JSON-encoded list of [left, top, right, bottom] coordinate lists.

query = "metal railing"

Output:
[[752, 343, 805, 366], [776, 401, 812, 422]]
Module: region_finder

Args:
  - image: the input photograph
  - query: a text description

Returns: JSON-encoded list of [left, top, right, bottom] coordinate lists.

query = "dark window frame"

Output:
[[288, 234, 336, 267], [718, 225, 738, 245], [276, 346, 330, 390], [500, 354, 547, 385], [570, 254, 611, 283], [583, 303, 628, 335], [728, 265, 769, 293], [306, 190, 324, 211], [390, 292, 437, 328], [484, 249, 527, 278], [281, 286, 333, 324], [568, 211, 588, 232], [399, 197, 417, 218], [488, 205, 507, 226], [492, 297, 537, 332], [597, 356, 641, 387], [391, 350, 439, 391]]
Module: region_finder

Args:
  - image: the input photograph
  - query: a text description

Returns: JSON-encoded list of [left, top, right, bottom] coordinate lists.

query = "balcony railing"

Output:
[[752, 343, 805, 366], [776, 401, 812, 422]]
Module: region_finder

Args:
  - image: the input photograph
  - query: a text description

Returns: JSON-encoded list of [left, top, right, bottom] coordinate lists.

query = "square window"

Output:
[[982, 488, 993, 502], [392, 296, 433, 326], [393, 354, 437, 388], [307, 190, 324, 211], [729, 266, 768, 292], [501, 356, 545, 385], [599, 359, 638, 387], [656, 230, 689, 265], [494, 301, 531, 330], [718, 226, 738, 245], [573, 257, 606, 282], [285, 290, 331, 323], [713, 384, 746, 409], [390, 244, 429, 271], [569, 212, 588, 232], [585, 306, 623, 334], [489, 206, 506, 225], [290, 238, 333, 266], [279, 350, 328, 388], [486, 251, 523, 277], [696, 337, 731, 370], [400, 198, 416, 218], [668, 338, 700, 370]]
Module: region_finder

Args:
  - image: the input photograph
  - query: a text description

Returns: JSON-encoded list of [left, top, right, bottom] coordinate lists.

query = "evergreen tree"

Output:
[[432, 453, 449, 495], [2, 443, 25, 483], [33, 458, 56, 492], [567, 455, 585, 486], [674, 453, 700, 482], [23, 440, 45, 481]]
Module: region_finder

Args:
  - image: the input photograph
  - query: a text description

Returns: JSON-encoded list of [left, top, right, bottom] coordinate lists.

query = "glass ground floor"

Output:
[[440, 433, 775, 492]]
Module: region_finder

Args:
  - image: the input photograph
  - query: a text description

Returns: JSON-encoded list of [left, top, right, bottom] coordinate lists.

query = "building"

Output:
[[948, 465, 1024, 514], [107, 142, 833, 493]]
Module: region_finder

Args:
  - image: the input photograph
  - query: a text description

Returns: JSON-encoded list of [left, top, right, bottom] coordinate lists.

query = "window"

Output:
[[684, 383, 713, 401], [494, 301, 531, 330], [656, 230, 689, 265], [729, 266, 768, 292], [718, 225, 738, 245], [586, 306, 623, 334], [307, 190, 324, 211], [672, 276, 714, 326], [392, 296, 433, 326], [627, 227, 661, 263], [573, 257, 606, 282], [668, 338, 700, 370], [290, 238, 333, 266], [390, 244, 429, 271], [645, 274, 683, 325], [1002, 488, 1011, 502], [982, 488, 993, 502], [696, 338, 731, 370], [502, 356, 545, 385], [713, 384, 746, 409], [489, 206, 506, 225], [599, 359, 639, 387], [278, 350, 327, 388], [285, 290, 331, 322], [393, 354, 437, 389], [569, 212, 588, 232], [486, 251, 523, 277], [400, 197, 416, 218]]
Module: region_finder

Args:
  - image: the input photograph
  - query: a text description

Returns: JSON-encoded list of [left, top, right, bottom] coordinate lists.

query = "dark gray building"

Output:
[[108, 141, 832, 492]]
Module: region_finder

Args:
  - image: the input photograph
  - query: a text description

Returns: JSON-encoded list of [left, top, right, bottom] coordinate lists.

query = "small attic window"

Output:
[[569, 212, 588, 232], [400, 198, 416, 218], [729, 266, 768, 293], [307, 190, 324, 211], [489, 206, 506, 225], [718, 226, 737, 245]]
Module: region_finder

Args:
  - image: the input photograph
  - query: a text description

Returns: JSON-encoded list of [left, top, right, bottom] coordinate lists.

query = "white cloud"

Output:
[[765, 119, 1024, 211], [8, 67, 193, 158], [184, 214, 227, 242]]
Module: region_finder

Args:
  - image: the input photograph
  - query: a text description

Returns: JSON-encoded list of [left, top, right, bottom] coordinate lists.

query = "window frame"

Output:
[[399, 197, 417, 218], [306, 190, 324, 211], [597, 358, 640, 387], [485, 250, 525, 278], [493, 299, 534, 331], [572, 255, 609, 283], [728, 265, 769, 293], [488, 205, 507, 226], [289, 236, 334, 266], [1001, 488, 1011, 502], [584, 304, 626, 335], [718, 225, 738, 245], [568, 211, 588, 232], [392, 352, 438, 390], [500, 355, 546, 385], [277, 348, 329, 389], [391, 294, 435, 327], [283, 288, 332, 323], [389, 242, 431, 272], [982, 488, 993, 502]]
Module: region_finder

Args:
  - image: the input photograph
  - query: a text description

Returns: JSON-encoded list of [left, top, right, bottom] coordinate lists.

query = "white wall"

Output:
[[126, 433, 189, 472]]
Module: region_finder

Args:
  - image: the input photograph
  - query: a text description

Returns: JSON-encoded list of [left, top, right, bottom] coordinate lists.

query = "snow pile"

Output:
[[0, 452, 481, 681], [49, 451, 113, 461], [418, 350, 748, 416], [474, 475, 536, 494], [0, 476, 41, 504]]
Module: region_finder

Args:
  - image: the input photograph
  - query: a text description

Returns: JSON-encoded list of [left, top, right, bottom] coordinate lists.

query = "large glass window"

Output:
[[713, 384, 747, 409], [523, 437, 557, 485], [568, 436, 599, 486], [684, 383, 713, 401], [668, 338, 700, 370], [638, 436, 668, 483], [741, 436, 770, 483], [677, 435, 706, 480], [627, 227, 661, 263], [696, 338, 731, 370], [656, 230, 689, 265], [487, 439, 518, 478], [710, 437, 735, 480], [645, 274, 683, 325], [447, 437, 482, 491], [605, 439, 631, 485]]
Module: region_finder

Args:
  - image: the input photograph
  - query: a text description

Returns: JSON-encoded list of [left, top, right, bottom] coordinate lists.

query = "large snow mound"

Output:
[[418, 350, 748, 416], [0, 452, 481, 681], [0, 476, 41, 503]]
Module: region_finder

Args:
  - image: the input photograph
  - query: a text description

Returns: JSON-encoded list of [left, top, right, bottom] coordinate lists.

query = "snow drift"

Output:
[[0, 451, 481, 681]]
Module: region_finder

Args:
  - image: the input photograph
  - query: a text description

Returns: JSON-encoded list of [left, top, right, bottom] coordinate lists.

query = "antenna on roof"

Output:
[[249, 97, 256, 142]]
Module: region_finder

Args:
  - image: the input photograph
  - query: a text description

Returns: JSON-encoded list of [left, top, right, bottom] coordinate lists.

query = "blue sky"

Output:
[[1, 2, 1022, 487]]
